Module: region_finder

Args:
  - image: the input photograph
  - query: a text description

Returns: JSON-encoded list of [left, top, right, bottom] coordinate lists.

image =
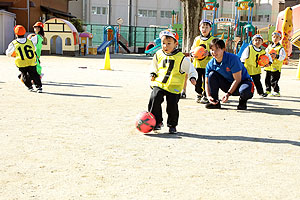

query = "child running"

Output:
[[148, 29, 198, 134], [240, 34, 272, 98], [190, 19, 215, 104], [265, 30, 286, 97], [30, 22, 45, 77], [6, 25, 42, 93]]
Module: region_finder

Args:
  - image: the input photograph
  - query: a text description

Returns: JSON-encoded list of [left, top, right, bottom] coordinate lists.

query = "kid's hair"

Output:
[[162, 35, 177, 43], [199, 19, 212, 27], [36, 27, 45, 37], [209, 38, 225, 49]]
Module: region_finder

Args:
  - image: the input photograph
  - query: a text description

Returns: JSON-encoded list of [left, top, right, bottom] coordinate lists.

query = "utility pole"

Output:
[[107, 0, 111, 25], [27, 0, 30, 31], [128, 0, 132, 46]]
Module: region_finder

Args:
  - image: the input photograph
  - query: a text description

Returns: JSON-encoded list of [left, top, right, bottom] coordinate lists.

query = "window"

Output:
[[265, 15, 270, 22], [43, 37, 47, 45], [92, 7, 97, 15], [138, 9, 157, 17], [161, 11, 172, 18], [92, 6, 107, 15], [65, 38, 71, 46]]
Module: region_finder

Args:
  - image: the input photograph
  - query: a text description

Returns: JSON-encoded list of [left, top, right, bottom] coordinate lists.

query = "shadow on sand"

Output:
[[145, 132, 300, 146], [43, 81, 121, 88], [42, 91, 111, 99]]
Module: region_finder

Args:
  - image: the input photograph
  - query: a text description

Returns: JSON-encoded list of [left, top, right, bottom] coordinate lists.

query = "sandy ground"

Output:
[[0, 54, 300, 200]]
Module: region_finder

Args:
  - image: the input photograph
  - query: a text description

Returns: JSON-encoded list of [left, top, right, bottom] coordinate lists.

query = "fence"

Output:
[[85, 24, 167, 53]]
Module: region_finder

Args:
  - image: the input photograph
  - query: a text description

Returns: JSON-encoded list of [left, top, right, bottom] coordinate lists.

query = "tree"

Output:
[[180, 0, 204, 53], [70, 18, 84, 33]]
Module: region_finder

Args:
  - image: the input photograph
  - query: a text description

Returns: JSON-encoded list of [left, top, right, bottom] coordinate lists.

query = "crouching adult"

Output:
[[205, 38, 254, 110]]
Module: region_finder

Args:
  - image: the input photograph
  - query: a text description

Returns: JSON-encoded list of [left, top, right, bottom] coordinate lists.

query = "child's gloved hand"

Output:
[[264, 63, 270, 68]]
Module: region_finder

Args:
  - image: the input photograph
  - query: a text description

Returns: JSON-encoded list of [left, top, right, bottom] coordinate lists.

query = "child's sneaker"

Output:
[[200, 96, 209, 104], [169, 127, 177, 134], [196, 94, 202, 103], [266, 91, 271, 95], [153, 123, 163, 132], [259, 93, 268, 98], [28, 87, 34, 92], [271, 92, 280, 97], [36, 87, 43, 93]]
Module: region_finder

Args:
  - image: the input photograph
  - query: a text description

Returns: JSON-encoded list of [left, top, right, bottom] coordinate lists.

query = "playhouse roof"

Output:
[[79, 32, 93, 38], [44, 18, 78, 33]]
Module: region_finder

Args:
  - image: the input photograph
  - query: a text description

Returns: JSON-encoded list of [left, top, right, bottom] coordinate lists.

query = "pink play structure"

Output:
[[276, 4, 300, 57]]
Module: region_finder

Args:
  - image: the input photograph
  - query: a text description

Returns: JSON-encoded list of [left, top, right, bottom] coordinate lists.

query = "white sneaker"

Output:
[[196, 95, 202, 103], [271, 92, 280, 97], [200, 96, 209, 104]]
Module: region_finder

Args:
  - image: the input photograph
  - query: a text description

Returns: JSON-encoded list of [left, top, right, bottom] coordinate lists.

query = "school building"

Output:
[[68, 0, 182, 27]]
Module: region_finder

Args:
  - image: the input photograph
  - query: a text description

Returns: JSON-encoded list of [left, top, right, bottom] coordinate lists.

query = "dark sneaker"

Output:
[[205, 101, 221, 109], [259, 93, 268, 98], [36, 87, 43, 93], [196, 94, 202, 103], [28, 87, 34, 92], [169, 127, 177, 134], [153, 123, 163, 131], [237, 99, 247, 110]]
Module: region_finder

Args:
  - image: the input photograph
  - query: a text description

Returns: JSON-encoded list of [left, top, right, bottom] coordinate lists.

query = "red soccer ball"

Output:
[[193, 46, 207, 59], [136, 111, 156, 133], [258, 55, 269, 67]]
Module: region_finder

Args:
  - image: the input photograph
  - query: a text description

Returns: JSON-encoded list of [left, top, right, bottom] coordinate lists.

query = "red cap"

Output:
[[14, 25, 26, 36], [33, 22, 44, 28]]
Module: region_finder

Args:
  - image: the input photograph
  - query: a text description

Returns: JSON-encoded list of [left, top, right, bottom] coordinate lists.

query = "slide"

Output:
[[118, 41, 130, 53], [237, 41, 249, 58], [145, 44, 161, 55], [97, 40, 113, 54]]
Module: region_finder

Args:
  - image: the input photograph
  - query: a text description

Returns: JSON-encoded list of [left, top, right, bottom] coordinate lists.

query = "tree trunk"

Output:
[[180, 0, 204, 53]]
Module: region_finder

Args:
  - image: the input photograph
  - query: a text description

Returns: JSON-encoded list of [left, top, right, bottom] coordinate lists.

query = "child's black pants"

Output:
[[148, 87, 180, 128]]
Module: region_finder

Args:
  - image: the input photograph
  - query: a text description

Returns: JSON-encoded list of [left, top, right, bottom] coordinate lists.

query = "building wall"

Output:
[[79, 0, 182, 26], [69, 0, 83, 19], [3, 0, 70, 32]]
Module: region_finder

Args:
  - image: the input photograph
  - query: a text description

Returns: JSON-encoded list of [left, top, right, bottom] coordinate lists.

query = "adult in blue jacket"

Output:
[[205, 38, 254, 110]]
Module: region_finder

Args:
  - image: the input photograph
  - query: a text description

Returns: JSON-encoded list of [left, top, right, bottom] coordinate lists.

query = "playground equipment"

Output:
[[145, 10, 183, 56], [276, 6, 297, 65], [233, 0, 255, 57], [79, 32, 97, 55], [203, 0, 219, 36], [42, 18, 79, 56], [287, 5, 300, 79], [97, 26, 130, 54]]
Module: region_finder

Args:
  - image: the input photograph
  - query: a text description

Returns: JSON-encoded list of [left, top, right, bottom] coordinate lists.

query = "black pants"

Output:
[[207, 71, 254, 101], [19, 66, 42, 89], [195, 68, 206, 96], [250, 74, 264, 95], [148, 87, 180, 128], [265, 70, 281, 93]]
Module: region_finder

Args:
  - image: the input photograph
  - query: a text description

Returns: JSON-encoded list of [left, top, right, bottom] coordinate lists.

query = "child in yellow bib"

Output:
[[240, 34, 272, 98], [190, 19, 215, 103], [265, 31, 286, 97], [6, 25, 42, 93], [149, 29, 198, 134]]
